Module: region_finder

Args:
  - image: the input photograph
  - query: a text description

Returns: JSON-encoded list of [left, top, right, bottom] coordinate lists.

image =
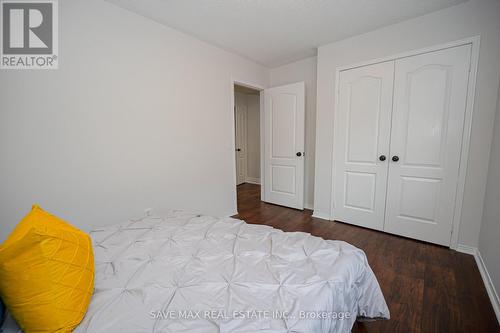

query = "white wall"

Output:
[[0, 0, 267, 240], [269, 57, 317, 209], [313, 0, 500, 247], [479, 79, 500, 299]]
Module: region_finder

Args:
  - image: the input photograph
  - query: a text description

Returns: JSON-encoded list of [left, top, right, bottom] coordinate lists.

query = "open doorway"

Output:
[[232, 81, 305, 214], [234, 84, 261, 211]]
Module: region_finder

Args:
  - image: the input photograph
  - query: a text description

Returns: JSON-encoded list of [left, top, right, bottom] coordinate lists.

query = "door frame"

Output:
[[230, 78, 265, 213], [329, 36, 480, 250]]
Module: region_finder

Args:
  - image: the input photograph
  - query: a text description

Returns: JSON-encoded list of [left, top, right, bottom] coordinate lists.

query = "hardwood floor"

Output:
[[234, 183, 499, 333]]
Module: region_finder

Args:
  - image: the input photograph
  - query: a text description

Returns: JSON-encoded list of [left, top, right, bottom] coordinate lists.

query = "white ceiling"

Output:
[[106, 0, 467, 68]]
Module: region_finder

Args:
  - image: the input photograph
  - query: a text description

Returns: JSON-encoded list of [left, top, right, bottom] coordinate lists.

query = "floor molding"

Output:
[[456, 244, 476, 255], [245, 177, 261, 185], [457, 244, 500, 323], [304, 203, 314, 210]]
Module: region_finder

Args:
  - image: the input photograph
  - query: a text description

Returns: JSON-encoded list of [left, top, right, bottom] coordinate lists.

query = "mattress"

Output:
[[3, 211, 389, 332]]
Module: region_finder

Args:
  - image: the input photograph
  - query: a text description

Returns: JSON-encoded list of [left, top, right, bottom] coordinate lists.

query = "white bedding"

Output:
[[3, 211, 390, 333]]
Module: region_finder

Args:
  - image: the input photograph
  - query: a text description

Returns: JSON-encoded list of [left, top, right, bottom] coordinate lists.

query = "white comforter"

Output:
[[71, 211, 389, 333]]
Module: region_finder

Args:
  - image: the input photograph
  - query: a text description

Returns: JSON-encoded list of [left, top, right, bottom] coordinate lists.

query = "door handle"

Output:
[[392, 155, 399, 162], [296, 152, 302, 157], [379, 155, 386, 161], [236, 148, 241, 152]]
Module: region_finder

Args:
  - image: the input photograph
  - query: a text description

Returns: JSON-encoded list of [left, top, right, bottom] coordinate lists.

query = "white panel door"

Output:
[[264, 82, 305, 209], [235, 104, 247, 185], [333, 62, 395, 230], [384, 45, 471, 246]]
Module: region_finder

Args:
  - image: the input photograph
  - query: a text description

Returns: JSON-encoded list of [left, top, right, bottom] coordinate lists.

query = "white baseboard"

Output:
[[245, 177, 260, 185], [304, 203, 314, 210], [456, 244, 476, 255], [312, 210, 330, 221], [457, 244, 500, 323]]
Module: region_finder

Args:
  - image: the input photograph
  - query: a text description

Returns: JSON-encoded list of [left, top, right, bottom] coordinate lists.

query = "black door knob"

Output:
[[236, 148, 241, 152], [392, 155, 399, 162], [296, 152, 302, 157], [379, 155, 386, 161]]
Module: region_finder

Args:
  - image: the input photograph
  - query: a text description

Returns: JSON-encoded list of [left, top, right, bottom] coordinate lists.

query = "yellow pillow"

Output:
[[0, 205, 94, 333]]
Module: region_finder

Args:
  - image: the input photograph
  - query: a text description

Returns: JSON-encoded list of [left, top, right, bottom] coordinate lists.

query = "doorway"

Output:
[[234, 84, 261, 197], [232, 80, 306, 214]]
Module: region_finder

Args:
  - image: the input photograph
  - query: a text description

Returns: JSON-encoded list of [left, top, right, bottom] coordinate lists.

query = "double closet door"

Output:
[[333, 44, 471, 246]]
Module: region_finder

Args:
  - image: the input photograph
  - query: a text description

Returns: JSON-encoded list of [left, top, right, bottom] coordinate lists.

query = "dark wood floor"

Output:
[[234, 183, 499, 333]]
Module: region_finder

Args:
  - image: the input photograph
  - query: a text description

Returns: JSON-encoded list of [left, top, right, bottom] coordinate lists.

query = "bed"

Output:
[[2, 210, 389, 333]]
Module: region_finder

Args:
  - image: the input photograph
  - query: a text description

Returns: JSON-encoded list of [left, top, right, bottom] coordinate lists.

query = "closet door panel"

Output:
[[384, 45, 471, 246], [333, 61, 394, 230]]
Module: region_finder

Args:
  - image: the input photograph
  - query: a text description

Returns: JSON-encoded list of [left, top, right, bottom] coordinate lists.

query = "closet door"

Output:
[[384, 45, 471, 246], [333, 61, 394, 230]]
